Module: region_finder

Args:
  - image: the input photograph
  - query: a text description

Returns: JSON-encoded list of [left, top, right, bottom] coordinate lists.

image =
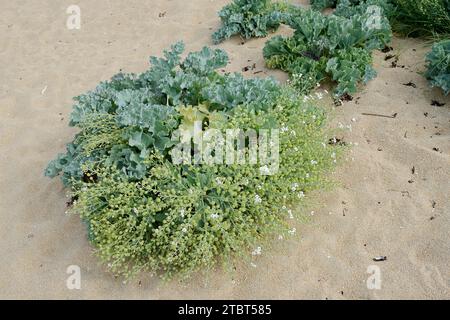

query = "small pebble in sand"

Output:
[[373, 256, 387, 262]]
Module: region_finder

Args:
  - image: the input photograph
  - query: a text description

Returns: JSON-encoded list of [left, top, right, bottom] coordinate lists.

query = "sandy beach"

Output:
[[0, 0, 449, 299]]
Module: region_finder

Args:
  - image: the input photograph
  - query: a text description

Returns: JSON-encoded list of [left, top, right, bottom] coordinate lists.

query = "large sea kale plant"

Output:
[[46, 43, 340, 279]]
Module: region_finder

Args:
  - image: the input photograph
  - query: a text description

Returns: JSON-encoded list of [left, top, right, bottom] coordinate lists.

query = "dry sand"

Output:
[[0, 0, 449, 299]]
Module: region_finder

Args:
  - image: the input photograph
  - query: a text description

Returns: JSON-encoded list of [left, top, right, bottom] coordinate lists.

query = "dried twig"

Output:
[[361, 112, 397, 119]]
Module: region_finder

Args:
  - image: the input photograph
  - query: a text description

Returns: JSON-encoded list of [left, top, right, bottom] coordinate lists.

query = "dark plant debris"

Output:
[[341, 93, 353, 102], [431, 100, 445, 107], [242, 63, 256, 72], [403, 82, 417, 88]]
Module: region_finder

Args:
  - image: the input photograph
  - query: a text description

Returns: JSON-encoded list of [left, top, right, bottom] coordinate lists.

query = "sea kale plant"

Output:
[[212, 0, 288, 44], [46, 43, 341, 279], [425, 39, 450, 95], [263, 5, 392, 98], [311, 0, 394, 15]]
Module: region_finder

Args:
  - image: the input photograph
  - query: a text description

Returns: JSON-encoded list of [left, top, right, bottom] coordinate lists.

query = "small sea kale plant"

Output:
[[263, 5, 392, 98], [46, 43, 341, 279], [212, 0, 288, 44], [425, 39, 450, 95]]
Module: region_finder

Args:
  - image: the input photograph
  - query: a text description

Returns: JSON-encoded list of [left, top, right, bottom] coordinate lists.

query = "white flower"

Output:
[[250, 262, 257, 268], [278, 235, 284, 240], [288, 227, 297, 235], [297, 191, 305, 198], [180, 209, 185, 217], [215, 177, 223, 185], [291, 182, 299, 192], [254, 194, 262, 204], [310, 211, 315, 216], [305, 173, 310, 178], [210, 213, 220, 219], [252, 246, 262, 255], [311, 160, 318, 165], [282, 205, 287, 210], [182, 227, 188, 233], [331, 152, 336, 158], [132, 207, 138, 214], [280, 126, 289, 133], [288, 209, 294, 219]]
